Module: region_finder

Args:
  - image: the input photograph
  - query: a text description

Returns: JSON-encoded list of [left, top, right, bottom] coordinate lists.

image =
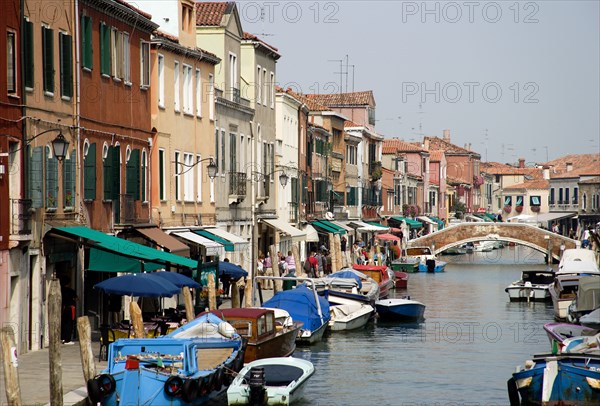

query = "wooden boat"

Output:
[[581, 308, 600, 329], [87, 313, 246, 406], [227, 357, 314, 405], [543, 322, 599, 354], [505, 269, 555, 302], [325, 269, 380, 305], [405, 247, 447, 273], [375, 297, 426, 321], [352, 264, 394, 298], [202, 308, 302, 363], [391, 256, 420, 273], [262, 285, 330, 345], [393, 271, 409, 288], [328, 302, 375, 331]]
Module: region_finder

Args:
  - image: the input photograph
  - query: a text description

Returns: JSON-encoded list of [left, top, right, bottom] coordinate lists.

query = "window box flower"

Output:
[[504, 205, 512, 214], [531, 206, 540, 213], [515, 205, 524, 213]]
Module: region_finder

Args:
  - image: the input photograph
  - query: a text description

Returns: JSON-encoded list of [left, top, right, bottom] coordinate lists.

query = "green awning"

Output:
[[194, 230, 234, 252], [49, 226, 198, 272], [390, 216, 423, 229], [474, 214, 492, 222], [312, 220, 346, 235], [484, 213, 496, 221], [430, 216, 445, 229]]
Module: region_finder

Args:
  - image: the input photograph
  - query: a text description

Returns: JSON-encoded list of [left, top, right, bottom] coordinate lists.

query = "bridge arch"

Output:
[[407, 223, 578, 261]]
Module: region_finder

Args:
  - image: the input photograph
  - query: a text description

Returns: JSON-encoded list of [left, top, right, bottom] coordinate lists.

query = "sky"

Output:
[[238, 0, 600, 164]]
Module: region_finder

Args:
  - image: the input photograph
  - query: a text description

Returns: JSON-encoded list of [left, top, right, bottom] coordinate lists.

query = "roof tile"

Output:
[[382, 138, 426, 154], [305, 91, 375, 107], [425, 136, 481, 157], [195, 2, 234, 26]]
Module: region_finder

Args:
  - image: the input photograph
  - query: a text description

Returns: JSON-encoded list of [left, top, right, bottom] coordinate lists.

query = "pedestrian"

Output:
[[581, 227, 591, 249], [340, 236, 348, 267], [569, 228, 576, 240], [308, 251, 319, 277], [263, 253, 273, 289], [60, 276, 78, 344], [285, 251, 297, 275], [256, 253, 265, 285], [391, 240, 401, 260]]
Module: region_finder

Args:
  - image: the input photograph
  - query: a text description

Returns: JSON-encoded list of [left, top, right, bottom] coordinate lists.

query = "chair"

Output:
[[98, 324, 116, 362]]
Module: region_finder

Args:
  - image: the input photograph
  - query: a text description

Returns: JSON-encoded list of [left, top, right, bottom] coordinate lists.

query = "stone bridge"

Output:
[[407, 222, 578, 262]]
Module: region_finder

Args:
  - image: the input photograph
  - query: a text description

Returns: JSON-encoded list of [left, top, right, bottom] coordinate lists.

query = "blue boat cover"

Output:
[[262, 285, 331, 332], [329, 270, 363, 289]]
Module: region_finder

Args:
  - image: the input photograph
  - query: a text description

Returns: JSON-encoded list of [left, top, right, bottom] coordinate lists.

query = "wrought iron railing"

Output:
[[10, 199, 32, 235], [229, 172, 247, 196], [289, 202, 298, 223], [120, 194, 135, 224]]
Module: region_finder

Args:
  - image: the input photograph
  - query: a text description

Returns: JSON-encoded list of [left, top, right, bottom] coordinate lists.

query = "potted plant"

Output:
[[515, 205, 524, 213], [531, 206, 540, 213], [504, 205, 512, 214]]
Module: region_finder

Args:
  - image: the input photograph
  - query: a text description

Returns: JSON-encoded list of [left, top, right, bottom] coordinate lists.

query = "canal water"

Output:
[[289, 245, 554, 406]]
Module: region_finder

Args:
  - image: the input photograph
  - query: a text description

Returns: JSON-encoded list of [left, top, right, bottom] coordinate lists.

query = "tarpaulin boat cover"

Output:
[[262, 285, 331, 332]]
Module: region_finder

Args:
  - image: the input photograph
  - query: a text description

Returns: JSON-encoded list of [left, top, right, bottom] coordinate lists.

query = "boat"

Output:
[[262, 285, 331, 345], [391, 256, 420, 273], [505, 269, 555, 302], [352, 264, 395, 298], [393, 271, 409, 288], [328, 302, 375, 331], [375, 297, 426, 322], [473, 241, 495, 252], [87, 313, 246, 406], [309, 270, 380, 305], [201, 308, 302, 363], [508, 352, 600, 405], [404, 247, 447, 273], [227, 357, 315, 405], [580, 308, 600, 329], [567, 275, 600, 323], [463, 242, 474, 253], [442, 246, 467, 255], [543, 322, 599, 354], [549, 249, 600, 320]]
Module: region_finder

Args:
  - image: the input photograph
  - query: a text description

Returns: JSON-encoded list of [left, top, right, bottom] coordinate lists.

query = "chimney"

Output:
[[566, 162, 573, 172], [443, 129, 451, 142], [518, 158, 525, 168], [424, 139, 430, 150], [542, 166, 550, 180]]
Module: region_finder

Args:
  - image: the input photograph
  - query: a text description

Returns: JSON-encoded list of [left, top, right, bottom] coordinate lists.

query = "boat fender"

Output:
[[86, 378, 102, 403], [218, 321, 236, 338], [248, 367, 267, 405], [164, 376, 184, 397], [181, 378, 199, 402], [87, 373, 116, 403], [199, 375, 211, 396]]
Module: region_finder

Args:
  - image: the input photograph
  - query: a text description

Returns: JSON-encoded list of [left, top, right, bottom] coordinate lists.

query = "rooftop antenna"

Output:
[[328, 59, 343, 94], [417, 103, 426, 137], [349, 64, 355, 92]]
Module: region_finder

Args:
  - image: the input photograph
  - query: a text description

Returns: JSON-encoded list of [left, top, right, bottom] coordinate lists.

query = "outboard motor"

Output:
[[248, 367, 267, 405], [426, 259, 436, 273]]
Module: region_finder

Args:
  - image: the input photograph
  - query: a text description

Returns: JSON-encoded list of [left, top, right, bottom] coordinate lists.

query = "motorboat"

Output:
[[328, 302, 375, 331], [310, 269, 380, 305], [262, 285, 331, 345], [508, 353, 600, 405], [87, 313, 246, 406], [543, 322, 599, 354], [580, 308, 600, 329], [442, 246, 467, 255], [505, 269, 555, 302], [374, 297, 426, 322], [391, 256, 420, 273], [227, 357, 314, 405], [352, 264, 395, 298], [404, 247, 447, 273], [473, 241, 495, 252], [567, 275, 600, 323], [393, 271, 409, 289], [201, 308, 302, 363]]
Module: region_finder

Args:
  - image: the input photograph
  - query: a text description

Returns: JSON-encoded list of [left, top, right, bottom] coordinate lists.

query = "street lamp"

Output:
[[278, 171, 288, 188], [174, 157, 218, 179], [2, 128, 70, 160]]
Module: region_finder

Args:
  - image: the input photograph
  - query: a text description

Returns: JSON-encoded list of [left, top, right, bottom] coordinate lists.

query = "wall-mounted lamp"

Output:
[[174, 157, 218, 179], [2, 128, 69, 160]]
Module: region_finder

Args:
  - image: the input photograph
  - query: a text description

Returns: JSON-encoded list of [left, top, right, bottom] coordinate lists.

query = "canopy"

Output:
[[203, 227, 249, 247], [312, 220, 346, 235], [195, 229, 235, 252], [576, 276, 600, 312], [48, 226, 198, 272], [133, 227, 190, 257], [169, 231, 224, 257], [347, 220, 389, 233], [376, 233, 401, 241], [304, 224, 319, 242], [262, 285, 330, 332], [330, 220, 354, 233], [417, 216, 437, 225], [389, 216, 423, 229], [150, 271, 200, 288], [217, 261, 248, 279], [94, 273, 180, 297], [429, 216, 445, 229], [261, 218, 306, 242], [506, 214, 536, 222], [535, 212, 577, 223], [329, 270, 363, 289]]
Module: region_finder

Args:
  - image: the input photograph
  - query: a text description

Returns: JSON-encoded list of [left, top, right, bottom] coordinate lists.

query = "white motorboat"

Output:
[[505, 269, 555, 302], [473, 241, 495, 252], [328, 302, 374, 331], [227, 357, 314, 405]]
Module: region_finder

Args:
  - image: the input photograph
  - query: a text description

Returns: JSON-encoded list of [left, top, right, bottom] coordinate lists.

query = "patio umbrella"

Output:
[[376, 233, 401, 241], [94, 273, 180, 297], [148, 271, 200, 288], [217, 261, 248, 279]]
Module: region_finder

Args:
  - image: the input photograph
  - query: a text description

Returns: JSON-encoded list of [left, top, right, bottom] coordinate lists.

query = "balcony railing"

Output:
[[229, 172, 247, 197], [10, 199, 32, 235], [289, 202, 298, 223], [232, 87, 240, 104], [120, 194, 135, 224], [257, 173, 270, 199]]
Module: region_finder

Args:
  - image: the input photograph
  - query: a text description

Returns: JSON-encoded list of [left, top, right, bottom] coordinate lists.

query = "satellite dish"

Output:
[[325, 212, 334, 220]]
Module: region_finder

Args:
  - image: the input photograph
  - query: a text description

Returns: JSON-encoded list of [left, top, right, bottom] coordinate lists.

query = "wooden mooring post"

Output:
[[182, 287, 195, 321], [77, 316, 96, 384], [1, 326, 22, 405], [48, 276, 63, 405]]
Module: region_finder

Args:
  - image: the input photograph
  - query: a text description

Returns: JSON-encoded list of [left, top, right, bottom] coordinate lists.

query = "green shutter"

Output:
[[24, 20, 34, 88], [29, 147, 43, 208], [126, 149, 140, 200], [81, 15, 92, 69], [46, 153, 58, 208], [42, 27, 54, 93], [60, 33, 73, 97], [291, 177, 298, 202], [158, 149, 165, 199], [302, 175, 307, 203], [111, 146, 120, 200], [63, 150, 76, 207], [84, 143, 96, 200], [100, 23, 110, 75], [141, 152, 146, 202], [103, 147, 113, 200]]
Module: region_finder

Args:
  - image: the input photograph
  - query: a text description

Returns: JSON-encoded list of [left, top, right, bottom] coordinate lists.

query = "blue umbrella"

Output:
[[94, 273, 180, 297], [148, 271, 200, 288], [217, 261, 248, 279]]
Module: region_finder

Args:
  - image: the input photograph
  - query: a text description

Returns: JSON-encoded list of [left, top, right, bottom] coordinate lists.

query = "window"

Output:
[[122, 32, 130, 83], [240, 135, 245, 175], [220, 130, 226, 175], [174, 151, 181, 201], [229, 133, 237, 172], [141, 150, 147, 202], [126, 149, 140, 200], [111, 27, 119, 79], [59, 32, 73, 98], [84, 142, 96, 200], [368, 107, 376, 126], [7, 31, 16, 93], [582, 193, 587, 210], [80, 15, 92, 69], [63, 149, 76, 208], [46, 147, 58, 209], [573, 187, 578, 204], [504, 196, 512, 206], [195, 69, 201, 116], [558, 188, 563, 204], [158, 148, 166, 200], [549, 188, 555, 204], [565, 188, 570, 205], [42, 25, 54, 94], [23, 19, 33, 88], [263, 68, 267, 106], [516, 196, 523, 207], [256, 65, 262, 104], [229, 53, 237, 101], [208, 74, 214, 120], [103, 145, 119, 201], [28, 146, 43, 208], [530, 196, 541, 206], [395, 183, 402, 205], [183, 153, 194, 201], [214, 129, 219, 175], [174, 61, 180, 111], [157, 54, 164, 107], [270, 71, 275, 108], [182, 64, 192, 114], [100, 22, 110, 75], [346, 144, 357, 165], [196, 155, 202, 202], [140, 41, 150, 87]]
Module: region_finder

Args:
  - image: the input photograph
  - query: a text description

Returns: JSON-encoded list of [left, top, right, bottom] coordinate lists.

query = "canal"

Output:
[[290, 245, 553, 406]]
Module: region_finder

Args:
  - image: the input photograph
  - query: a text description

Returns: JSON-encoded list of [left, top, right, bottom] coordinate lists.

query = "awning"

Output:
[[331, 220, 354, 234], [347, 220, 390, 232], [134, 227, 190, 257], [389, 216, 423, 229], [261, 218, 306, 242], [429, 216, 445, 229], [170, 231, 225, 257], [417, 216, 437, 225], [194, 229, 234, 252], [48, 227, 198, 272], [483, 213, 496, 222], [204, 227, 249, 247], [534, 212, 577, 223], [312, 220, 346, 235], [304, 224, 319, 242]]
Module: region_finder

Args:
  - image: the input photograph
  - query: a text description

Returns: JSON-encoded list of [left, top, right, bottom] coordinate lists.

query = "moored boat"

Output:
[[328, 302, 375, 331], [393, 271, 409, 288], [543, 322, 599, 354], [227, 357, 315, 405], [311, 270, 380, 305], [352, 264, 395, 298], [567, 275, 600, 323], [375, 297, 426, 322], [391, 256, 420, 273], [505, 269, 555, 302], [405, 247, 447, 273]]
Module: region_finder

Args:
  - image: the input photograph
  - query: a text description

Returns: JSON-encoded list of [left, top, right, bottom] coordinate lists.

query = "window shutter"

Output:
[[24, 19, 34, 88], [111, 146, 120, 200], [60, 33, 73, 97], [84, 143, 96, 200], [126, 149, 140, 200], [46, 154, 58, 209], [141, 153, 146, 202], [103, 147, 113, 200], [291, 177, 298, 202], [63, 150, 76, 207], [42, 27, 54, 93], [29, 147, 43, 208], [82, 16, 92, 69], [100, 23, 110, 75]]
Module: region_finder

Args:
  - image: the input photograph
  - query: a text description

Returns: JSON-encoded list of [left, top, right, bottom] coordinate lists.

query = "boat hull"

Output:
[[375, 299, 426, 321], [297, 320, 328, 345], [391, 259, 420, 274], [505, 286, 551, 302], [328, 304, 374, 331], [418, 260, 447, 273], [393, 271, 409, 288], [244, 325, 301, 363]]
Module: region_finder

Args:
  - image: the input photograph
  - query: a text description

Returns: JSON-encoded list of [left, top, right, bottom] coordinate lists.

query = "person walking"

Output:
[[263, 253, 273, 289], [285, 251, 297, 275], [340, 236, 348, 267], [60, 276, 78, 344], [353, 241, 363, 264]]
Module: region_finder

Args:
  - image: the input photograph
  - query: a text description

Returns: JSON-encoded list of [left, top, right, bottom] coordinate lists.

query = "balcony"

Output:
[[231, 87, 240, 104], [289, 202, 298, 223], [369, 161, 382, 180], [10, 199, 32, 236], [120, 194, 135, 224], [228, 172, 247, 203]]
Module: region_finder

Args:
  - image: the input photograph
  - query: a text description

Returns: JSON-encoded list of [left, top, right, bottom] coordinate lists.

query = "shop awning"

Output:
[[304, 224, 319, 242], [261, 218, 306, 242], [194, 229, 235, 252], [347, 220, 390, 232], [312, 220, 346, 235], [48, 226, 198, 273], [483, 213, 496, 222], [366, 221, 390, 231], [534, 212, 577, 223], [389, 216, 423, 229], [429, 216, 445, 229], [331, 220, 354, 234], [417, 216, 437, 225], [203, 227, 249, 247], [170, 231, 225, 257], [134, 227, 190, 257]]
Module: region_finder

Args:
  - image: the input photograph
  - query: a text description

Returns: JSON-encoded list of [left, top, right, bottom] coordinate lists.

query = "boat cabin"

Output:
[[352, 265, 389, 284], [521, 270, 555, 285], [406, 247, 433, 257], [209, 308, 276, 340]]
